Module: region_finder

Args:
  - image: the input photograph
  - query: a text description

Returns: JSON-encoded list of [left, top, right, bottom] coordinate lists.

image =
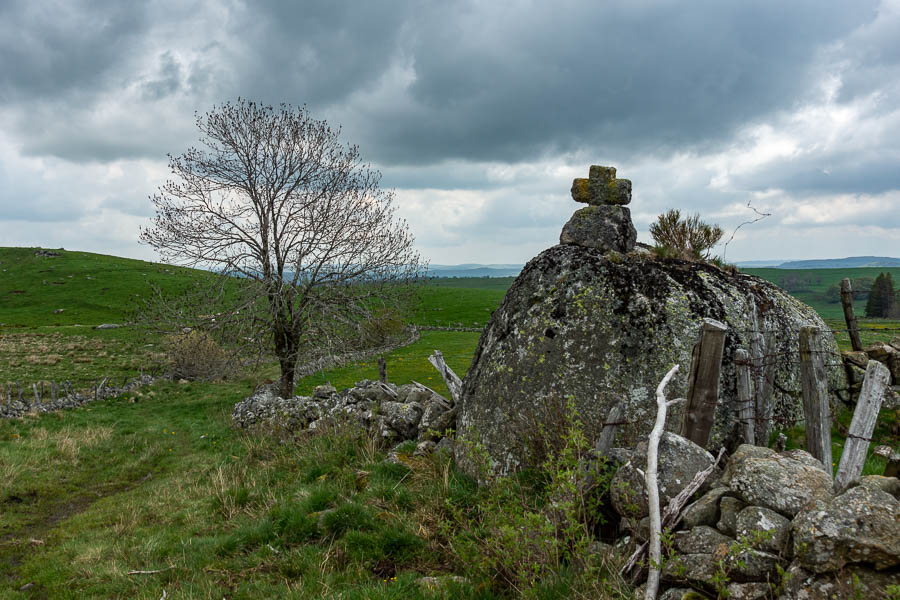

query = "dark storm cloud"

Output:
[[351, 0, 882, 164], [0, 0, 149, 101], [0, 0, 884, 170]]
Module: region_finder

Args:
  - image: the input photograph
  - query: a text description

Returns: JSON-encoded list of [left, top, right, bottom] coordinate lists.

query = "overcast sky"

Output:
[[2, 0, 899, 265]]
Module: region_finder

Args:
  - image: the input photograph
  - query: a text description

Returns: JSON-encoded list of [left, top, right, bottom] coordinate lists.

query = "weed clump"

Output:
[[650, 208, 723, 262], [165, 329, 230, 380]]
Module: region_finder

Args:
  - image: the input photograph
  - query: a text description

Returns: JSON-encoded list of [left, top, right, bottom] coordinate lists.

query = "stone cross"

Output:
[[571, 165, 632, 206], [560, 165, 636, 253]]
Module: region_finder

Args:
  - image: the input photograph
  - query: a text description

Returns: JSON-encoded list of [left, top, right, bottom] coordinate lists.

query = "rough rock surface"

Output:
[[560, 205, 637, 253], [232, 379, 455, 443], [457, 243, 844, 475], [681, 486, 729, 529], [777, 563, 900, 599], [735, 505, 790, 555], [721, 445, 833, 518], [610, 432, 716, 518], [792, 476, 900, 573]]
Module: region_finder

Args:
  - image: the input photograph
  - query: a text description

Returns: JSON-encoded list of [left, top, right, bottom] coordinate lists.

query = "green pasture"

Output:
[[2, 246, 900, 598]]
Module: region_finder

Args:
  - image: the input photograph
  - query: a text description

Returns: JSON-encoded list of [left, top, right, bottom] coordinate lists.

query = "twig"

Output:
[[127, 565, 175, 575]]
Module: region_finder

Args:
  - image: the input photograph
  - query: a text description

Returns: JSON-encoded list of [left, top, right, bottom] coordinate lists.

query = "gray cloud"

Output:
[[1, 0, 898, 264]]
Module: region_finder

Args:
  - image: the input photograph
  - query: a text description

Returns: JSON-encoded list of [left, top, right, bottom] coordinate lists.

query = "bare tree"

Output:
[[141, 99, 423, 398]]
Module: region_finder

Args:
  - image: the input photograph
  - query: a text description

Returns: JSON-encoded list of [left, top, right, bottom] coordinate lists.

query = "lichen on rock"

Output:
[[456, 240, 845, 477]]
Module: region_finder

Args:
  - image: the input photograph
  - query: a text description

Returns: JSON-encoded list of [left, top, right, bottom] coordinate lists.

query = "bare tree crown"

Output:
[[141, 99, 422, 397], [141, 99, 419, 288]]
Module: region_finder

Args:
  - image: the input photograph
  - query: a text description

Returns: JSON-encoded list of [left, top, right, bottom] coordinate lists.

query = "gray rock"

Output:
[[717, 496, 745, 537], [434, 437, 456, 460], [418, 401, 456, 441], [722, 445, 832, 518], [842, 351, 869, 369], [456, 244, 843, 476], [726, 582, 771, 600], [313, 384, 336, 399], [658, 589, 702, 600], [792, 475, 900, 573], [865, 341, 896, 363], [611, 432, 716, 519], [559, 205, 637, 253], [93, 323, 122, 329], [777, 562, 900, 600], [413, 440, 436, 456], [664, 552, 718, 585], [890, 336, 900, 351], [735, 505, 790, 555], [724, 548, 783, 583], [674, 526, 734, 555], [681, 486, 729, 529]]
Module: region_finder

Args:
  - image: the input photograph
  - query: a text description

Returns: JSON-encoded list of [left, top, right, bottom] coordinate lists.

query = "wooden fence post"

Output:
[[754, 331, 776, 446], [834, 360, 890, 492], [378, 357, 387, 384], [595, 401, 624, 457], [680, 318, 728, 448], [840, 278, 863, 352], [799, 326, 833, 471], [735, 349, 755, 445]]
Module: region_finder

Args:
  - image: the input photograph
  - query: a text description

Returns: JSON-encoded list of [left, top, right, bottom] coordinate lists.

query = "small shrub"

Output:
[[650, 208, 723, 261], [165, 329, 229, 380]]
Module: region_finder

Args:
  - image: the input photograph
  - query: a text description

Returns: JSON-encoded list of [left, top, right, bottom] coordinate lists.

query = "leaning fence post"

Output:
[[799, 326, 833, 471], [735, 349, 755, 445], [680, 318, 728, 448], [834, 360, 890, 492], [840, 278, 863, 352]]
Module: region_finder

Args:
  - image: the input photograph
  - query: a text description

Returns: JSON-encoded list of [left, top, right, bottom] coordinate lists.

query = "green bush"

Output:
[[650, 208, 723, 261], [165, 329, 230, 380], [446, 398, 625, 597]]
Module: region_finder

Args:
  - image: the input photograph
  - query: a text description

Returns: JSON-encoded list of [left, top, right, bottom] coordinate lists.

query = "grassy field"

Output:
[[743, 266, 900, 320], [2, 247, 899, 598]]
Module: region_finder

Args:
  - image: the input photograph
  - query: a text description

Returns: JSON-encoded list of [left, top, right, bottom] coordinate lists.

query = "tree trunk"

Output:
[[273, 316, 300, 399]]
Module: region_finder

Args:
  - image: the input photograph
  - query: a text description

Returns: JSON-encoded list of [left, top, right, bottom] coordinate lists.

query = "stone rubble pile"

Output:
[[610, 439, 900, 599], [231, 379, 456, 443], [0, 375, 156, 419], [560, 165, 637, 253], [842, 335, 900, 408]]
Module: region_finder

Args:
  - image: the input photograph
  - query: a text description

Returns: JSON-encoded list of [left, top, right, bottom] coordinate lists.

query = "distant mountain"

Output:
[[428, 263, 524, 278], [734, 260, 786, 268], [777, 256, 900, 269]]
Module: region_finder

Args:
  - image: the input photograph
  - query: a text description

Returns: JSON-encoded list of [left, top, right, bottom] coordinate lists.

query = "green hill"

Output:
[[0, 247, 206, 328]]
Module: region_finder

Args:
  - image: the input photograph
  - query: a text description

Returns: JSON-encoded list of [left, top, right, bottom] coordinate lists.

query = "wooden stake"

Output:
[[840, 278, 863, 352], [680, 318, 728, 449], [735, 349, 755, 445], [834, 360, 890, 493], [799, 326, 833, 471], [754, 331, 776, 447], [378, 357, 387, 383]]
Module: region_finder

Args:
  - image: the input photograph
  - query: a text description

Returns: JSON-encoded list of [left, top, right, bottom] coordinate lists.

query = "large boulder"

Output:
[[792, 476, 900, 573], [456, 243, 845, 475], [721, 445, 833, 518]]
